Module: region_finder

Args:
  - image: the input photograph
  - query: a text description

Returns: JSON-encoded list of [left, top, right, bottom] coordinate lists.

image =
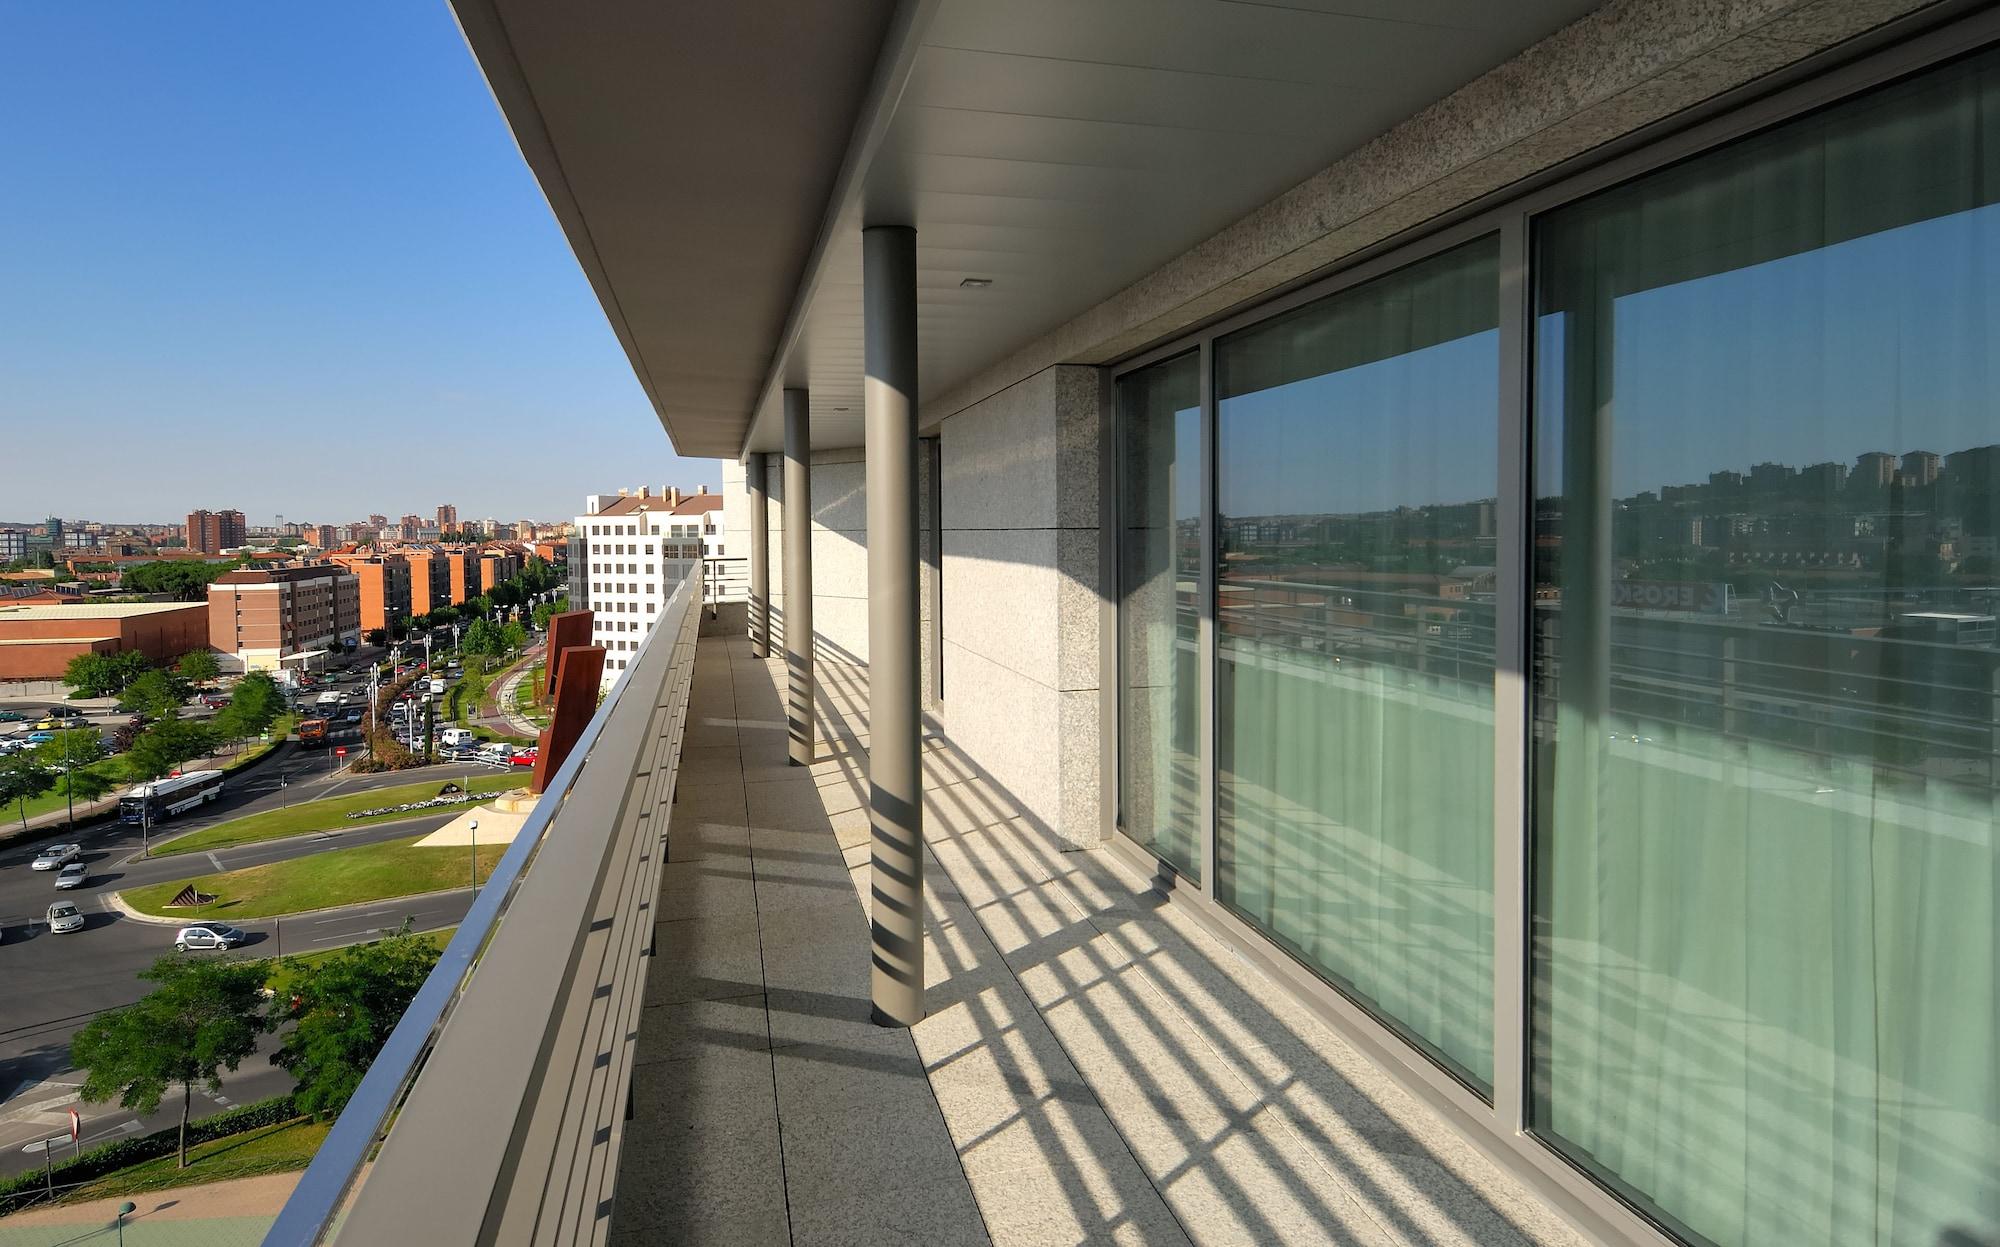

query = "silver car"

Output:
[[53, 862, 86, 890], [46, 902, 84, 934], [31, 844, 82, 871], [175, 924, 246, 951]]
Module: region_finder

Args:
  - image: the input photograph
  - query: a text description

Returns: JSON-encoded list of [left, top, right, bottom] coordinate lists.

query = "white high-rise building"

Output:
[[573, 485, 724, 685]]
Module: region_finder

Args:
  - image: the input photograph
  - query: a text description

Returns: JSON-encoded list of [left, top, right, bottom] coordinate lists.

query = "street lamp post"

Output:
[[468, 819, 478, 893], [116, 1199, 136, 1246]]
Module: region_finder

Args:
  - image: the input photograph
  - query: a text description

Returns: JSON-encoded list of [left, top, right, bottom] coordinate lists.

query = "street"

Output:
[[0, 740, 510, 1179]]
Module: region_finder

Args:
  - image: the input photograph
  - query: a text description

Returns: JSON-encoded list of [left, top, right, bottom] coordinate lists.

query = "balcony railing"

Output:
[[261, 576, 700, 1246]]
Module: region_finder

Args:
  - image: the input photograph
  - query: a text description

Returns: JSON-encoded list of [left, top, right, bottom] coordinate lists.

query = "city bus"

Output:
[[118, 770, 225, 824]]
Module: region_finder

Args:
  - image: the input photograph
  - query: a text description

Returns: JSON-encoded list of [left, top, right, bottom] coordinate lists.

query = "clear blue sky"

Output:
[[0, 2, 713, 527]]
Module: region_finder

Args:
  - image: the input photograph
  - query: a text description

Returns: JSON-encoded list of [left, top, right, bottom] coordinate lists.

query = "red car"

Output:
[[510, 748, 537, 768]]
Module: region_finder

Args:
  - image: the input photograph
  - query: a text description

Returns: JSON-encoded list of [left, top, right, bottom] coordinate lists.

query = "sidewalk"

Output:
[[0, 1171, 295, 1246]]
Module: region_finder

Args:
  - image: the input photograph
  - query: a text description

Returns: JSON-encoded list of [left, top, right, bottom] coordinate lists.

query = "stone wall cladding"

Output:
[[939, 363, 1104, 849], [926, 0, 1941, 425], [764, 443, 940, 701]]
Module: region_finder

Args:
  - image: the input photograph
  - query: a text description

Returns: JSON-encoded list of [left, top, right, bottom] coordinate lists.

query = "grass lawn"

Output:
[[64, 1117, 329, 1203], [513, 661, 550, 727], [151, 773, 525, 857], [123, 833, 509, 920]]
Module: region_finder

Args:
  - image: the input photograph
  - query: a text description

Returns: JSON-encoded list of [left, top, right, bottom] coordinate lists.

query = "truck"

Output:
[[297, 718, 330, 747]]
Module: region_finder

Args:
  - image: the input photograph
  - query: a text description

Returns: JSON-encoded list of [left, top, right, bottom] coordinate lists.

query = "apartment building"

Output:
[[572, 487, 714, 684], [327, 553, 411, 639], [206, 565, 361, 672], [478, 547, 522, 598], [279, 7, 2000, 1247], [183, 508, 246, 555], [400, 548, 454, 617]]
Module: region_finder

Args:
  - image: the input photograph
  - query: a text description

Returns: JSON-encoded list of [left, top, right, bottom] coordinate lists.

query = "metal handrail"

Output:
[[261, 577, 697, 1246]]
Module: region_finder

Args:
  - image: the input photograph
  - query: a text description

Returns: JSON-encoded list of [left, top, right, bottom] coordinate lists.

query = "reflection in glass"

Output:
[[1118, 352, 1202, 878], [1531, 55, 2000, 1247], [1215, 239, 1499, 1089]]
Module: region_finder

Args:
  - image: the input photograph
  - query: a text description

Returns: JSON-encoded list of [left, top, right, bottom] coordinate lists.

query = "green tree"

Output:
[[272, 929, 443, 1117], [426, 606, 458, 633], [227, 671, 287, 736], [120, 560, 225, 601], [0, 756, 54, 832], [34, 726, 108, 822], [71, 957, 273, 1168], [62, 653, 124, 698], [501, 620, 528, 657], [120, 668, 192, 720], [176, 650, 221, 685], [531, 600, 557, 633], [462, 617, 501, 660], [127, 717, 221, 780], [464, 594, 493, 620]]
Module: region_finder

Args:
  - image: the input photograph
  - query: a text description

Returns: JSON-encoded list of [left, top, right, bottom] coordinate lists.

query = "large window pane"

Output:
[[1215, 238, 1500, 1089], [1118, 352, 1202, 878], [1532, 54, 2000, 1247]]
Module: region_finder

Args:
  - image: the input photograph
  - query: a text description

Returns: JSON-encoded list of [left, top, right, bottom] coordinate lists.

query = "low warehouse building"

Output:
[[0, 602, 210, 680]]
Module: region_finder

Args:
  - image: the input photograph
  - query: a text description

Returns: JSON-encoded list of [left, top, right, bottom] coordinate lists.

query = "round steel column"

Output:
[[783, 390, 815, 767], [747, 453, 771, 658], [863, 225, 923, 1027]]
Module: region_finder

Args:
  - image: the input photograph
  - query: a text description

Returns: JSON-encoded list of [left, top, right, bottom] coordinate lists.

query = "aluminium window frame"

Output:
[[1099, 7, 2000, 1247]]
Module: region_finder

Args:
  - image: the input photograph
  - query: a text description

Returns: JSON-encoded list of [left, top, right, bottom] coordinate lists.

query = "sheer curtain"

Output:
[[1216, 239, 1500, 1088], [1532, 53, 2000, 1247]]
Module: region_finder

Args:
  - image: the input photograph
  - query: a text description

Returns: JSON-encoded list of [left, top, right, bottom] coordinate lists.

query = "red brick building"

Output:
[[0, 602, 210, 680]]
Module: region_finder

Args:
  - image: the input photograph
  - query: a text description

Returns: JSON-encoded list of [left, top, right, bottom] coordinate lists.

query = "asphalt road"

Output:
[[0, 747, 510, 1179]]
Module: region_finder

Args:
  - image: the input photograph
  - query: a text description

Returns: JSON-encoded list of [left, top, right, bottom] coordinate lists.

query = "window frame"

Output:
[[1100, 11, 2000, 1247]]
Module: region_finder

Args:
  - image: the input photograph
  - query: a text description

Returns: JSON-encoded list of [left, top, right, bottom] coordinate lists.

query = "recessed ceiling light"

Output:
[[960, 277, 993, 289], [832, 407, 849, 412]]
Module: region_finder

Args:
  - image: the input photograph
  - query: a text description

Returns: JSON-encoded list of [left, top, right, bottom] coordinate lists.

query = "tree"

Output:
[[120, 560, 225, 601], [71, 957, 272, 1168], [427, 606, 458, 633], [531, 600, 557, 633], [36, 726, 110, 823], [273, 929, 442, 1117], [365, 628, 387, 648], [63, 653, 123, 698], [464, 594, 493, 620], [120, 668, 192, 721], [227, 671, 287, 736], [127, 717, 221, 780], [501, 621, 528, 657], [176, 650, 221, 686], [0, 756, 54, 832], [462, 617, 501, 661]]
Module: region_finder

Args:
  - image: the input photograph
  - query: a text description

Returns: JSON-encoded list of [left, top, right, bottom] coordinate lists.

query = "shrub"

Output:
[[0, 1095, 297, 1215]]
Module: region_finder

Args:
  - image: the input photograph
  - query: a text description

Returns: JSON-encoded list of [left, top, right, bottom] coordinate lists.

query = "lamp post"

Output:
[[468, 819, 478, 893], [116, 1200, 136, 1246]]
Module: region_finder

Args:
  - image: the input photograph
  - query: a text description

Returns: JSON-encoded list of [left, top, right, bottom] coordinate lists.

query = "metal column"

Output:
[[783, 390, 815, 767], [748, 453, 771, 659], [863, 225, 924, 1027]]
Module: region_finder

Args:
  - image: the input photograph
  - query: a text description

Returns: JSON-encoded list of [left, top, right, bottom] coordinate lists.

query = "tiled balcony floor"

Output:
[[613, 633, 1589, 1247]]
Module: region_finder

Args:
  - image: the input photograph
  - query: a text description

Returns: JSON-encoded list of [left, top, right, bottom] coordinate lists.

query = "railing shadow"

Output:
[[732, 624, 1563, 1247]]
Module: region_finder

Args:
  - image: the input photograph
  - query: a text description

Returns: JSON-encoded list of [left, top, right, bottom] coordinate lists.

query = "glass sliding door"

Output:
[[1117, 352, 1203, 879], [1214, 238, 1501, 1090], [1531, 52, 2000, 1247]]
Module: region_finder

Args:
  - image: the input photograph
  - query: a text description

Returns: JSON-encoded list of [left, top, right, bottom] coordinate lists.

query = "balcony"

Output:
[[261, 580, 1587, 1247]]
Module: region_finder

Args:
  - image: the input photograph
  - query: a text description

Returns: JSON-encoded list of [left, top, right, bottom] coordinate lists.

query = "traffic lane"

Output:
[[0, 812, 462, 930], [0, 752, 504, 880], [0, 883, 474, 1178], [0, 890, 473, 1176], [0, 1037, 296, 1179]]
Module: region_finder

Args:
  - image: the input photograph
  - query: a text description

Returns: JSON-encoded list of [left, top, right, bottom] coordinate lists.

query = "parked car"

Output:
[[54, 862, 87, 889], [511, 748, 538, 768], [31, 844, 82, 871], [0, 709, 31, 722], [24, 732, 53, 745], [199, 693, 230, 709], [45, 706, 84, 721], [46, 902, 84, 934], [174, 924, 246, 952]]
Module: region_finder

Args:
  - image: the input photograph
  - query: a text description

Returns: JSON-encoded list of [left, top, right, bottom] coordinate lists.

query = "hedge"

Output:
[[0, 1094, 298, 1216]]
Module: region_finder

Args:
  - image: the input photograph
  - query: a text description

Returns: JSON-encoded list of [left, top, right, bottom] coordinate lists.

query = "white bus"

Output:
[[119, 770, 225, 825]]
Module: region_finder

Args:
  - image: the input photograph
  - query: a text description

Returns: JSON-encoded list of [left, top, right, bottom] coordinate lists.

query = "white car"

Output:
[[31, 844, 82, 871], [175, 924, 246, 952], [54, 862, 86, 889], [46, 902, 84, 934]]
